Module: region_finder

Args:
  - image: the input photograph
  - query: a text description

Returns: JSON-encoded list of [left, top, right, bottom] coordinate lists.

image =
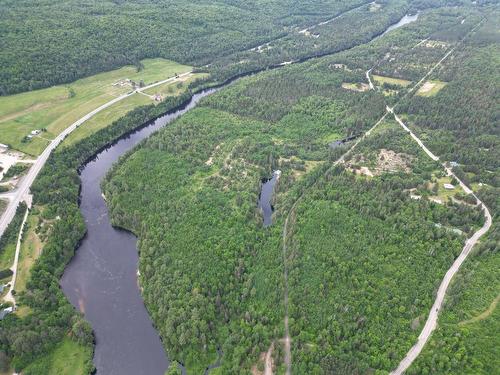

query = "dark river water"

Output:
[[59, 11, 419, 375], [60, 88, 217, 375]]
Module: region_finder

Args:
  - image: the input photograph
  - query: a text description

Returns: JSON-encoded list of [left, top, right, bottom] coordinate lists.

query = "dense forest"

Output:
[[0, 0, 498, 373], [0, 0, 482, 95], [286, 123, 483, 373], [101, 7, 493, 372], [0, 0, 375, 94], [102, 56, 389, 371]]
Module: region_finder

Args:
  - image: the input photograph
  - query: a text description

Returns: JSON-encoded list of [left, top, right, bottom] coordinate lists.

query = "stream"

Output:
[[59, 11, 419, 375]]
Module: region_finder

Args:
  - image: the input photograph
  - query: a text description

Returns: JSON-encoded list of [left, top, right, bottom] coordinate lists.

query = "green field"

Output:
[[0, 59, 192, 155], [15, 211, 43, 295], [142, 72, 209, 97], [22, 338, 93, 375], [63, 72, 207, 147], [373, 74, 412, 87]]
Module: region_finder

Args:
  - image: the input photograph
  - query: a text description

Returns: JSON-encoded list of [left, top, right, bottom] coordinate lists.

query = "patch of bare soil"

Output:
[[342, 82, 370, 92], [251, 343, 274, 375], [424, 40, 448, 49], [347, 149, 412, 176], [205, 143, 223, 166], [418, 81, 436, 94], [376, 148, 412, 174]]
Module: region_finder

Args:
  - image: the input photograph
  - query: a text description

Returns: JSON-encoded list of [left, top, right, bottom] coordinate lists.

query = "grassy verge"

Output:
[[0, 199, 6, 217], [15, 211, 43, 296], [22, 338, 93, 375], [0, 58, 192, 155], [372, 74, 412, 87]]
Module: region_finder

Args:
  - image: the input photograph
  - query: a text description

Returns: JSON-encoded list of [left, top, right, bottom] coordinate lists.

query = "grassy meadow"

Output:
[[0, 59, 192, 155], [22, 338, 93, 375], [62, 72, 207, 147], [372, 74, 412, 87]]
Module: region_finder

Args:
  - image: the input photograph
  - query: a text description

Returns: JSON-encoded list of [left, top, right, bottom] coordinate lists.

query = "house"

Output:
[[30, 129, 41, 136], [443, 183, 455, 190]]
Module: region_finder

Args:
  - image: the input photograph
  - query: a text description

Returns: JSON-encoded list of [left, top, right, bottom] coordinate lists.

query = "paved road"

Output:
[[389, 112, 492, 375], [0, 71, 192, 240]]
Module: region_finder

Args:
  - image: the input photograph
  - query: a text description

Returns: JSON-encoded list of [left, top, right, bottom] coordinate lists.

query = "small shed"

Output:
[[443, 183, 455, 190]]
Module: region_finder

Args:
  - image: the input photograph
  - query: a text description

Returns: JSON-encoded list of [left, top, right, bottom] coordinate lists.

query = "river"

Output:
[[381, 13, 419, 36], [60, 88, 218, 375], [59, 11, 419, 375]]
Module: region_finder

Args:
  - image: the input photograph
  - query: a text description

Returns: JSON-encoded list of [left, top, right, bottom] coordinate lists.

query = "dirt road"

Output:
[[389, 112, 492, 375]]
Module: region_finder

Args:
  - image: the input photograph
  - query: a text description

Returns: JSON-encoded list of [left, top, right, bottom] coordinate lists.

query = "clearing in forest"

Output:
[[416, 80, 447, 96], [372, 74, 411, 87], [341, 82, 370, 92], [21, 338, 93, 375]]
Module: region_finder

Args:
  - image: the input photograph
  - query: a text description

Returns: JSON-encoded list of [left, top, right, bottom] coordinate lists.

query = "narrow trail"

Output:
[[377, 18, 493, 374], [459, 293, 500, 326], [279, 112, 388, 373], [3, 206, 29, 306], [264, 343, 274, 375], [282, 13, 483, 375]]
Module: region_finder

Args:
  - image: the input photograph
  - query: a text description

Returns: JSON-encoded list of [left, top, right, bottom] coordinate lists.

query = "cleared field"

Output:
[[22, 338, 93, 375], [15, 211, 43, 294], [372, 74, 412, 87], [0, 59, 192, 156], [341, 82, 370, 92], [63, 72, 207, 147], [416, 80, 447, 96], [143, 72, 208, 96], [429, 175, 459, 203]]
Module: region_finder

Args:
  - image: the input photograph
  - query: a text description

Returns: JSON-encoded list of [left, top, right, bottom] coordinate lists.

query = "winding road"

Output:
[[365, 18, 492, 373], [364, 17, 491, 374], [388, 110, 492, 375]]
